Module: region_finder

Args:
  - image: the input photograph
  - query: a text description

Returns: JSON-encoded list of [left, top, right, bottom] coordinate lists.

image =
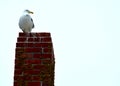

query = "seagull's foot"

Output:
[[24, 33, 30, 42]]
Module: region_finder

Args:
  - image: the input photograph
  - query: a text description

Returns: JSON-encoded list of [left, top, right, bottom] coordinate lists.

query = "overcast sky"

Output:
[[0, 0, 120, 86]]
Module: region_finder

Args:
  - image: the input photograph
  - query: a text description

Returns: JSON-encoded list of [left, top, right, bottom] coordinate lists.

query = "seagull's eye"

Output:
[[25, 10, 29, 12]]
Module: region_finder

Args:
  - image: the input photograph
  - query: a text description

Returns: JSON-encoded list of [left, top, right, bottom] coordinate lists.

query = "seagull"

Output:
[[19, 9, 34, 33]]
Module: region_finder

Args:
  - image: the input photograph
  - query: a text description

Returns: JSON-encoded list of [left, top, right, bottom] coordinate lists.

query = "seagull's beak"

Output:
[[29, 11, 34, 14]]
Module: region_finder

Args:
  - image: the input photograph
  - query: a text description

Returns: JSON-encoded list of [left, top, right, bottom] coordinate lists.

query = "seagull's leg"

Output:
[[25, 33, 30, 42], [32, 33, 36, 37]]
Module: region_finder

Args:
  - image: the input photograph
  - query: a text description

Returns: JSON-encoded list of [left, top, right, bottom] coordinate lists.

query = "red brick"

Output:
[[19, 33, 34, 37], [34, 38, 40, 42], [14, 76, 23, 81], [15, 62, 23, 69], [16, 43, 27, 47], [43, 48, 52, 53], [27, 38, 41, 42], [41, 43, 52, 47], [21, 54, 28, 58], [32, 48, 42, 52], [27, 82, 41, 86], [27, 43, 34, 47], [32, 65, 50, 73], [23, 75, 32, 80], [34, 43, 42, 47], [33, 64, 46, 69], [25, 48, 42, 52], [29, 33, 38, 37], [22, 53, 33, 58], [19, 33, 26, 37], [14, 82, 19, 86], [33, 54, 52, 59], [34, 43, 52, 47], [14, 69, 22, 75], [19, 32, 50, 37], [24, 48, 33, 52], [17, 37, 26, 42], [32, 76, 41, 80], [15, 59, 24, 66], [24, 59, 41, 64], [41, 37, 51, 42], [16, 53, 33, 59], [33, 54, 42, 58], [42, 75, 51, 81], [24, 70, 41, 75], [15, 65, 21, 69], [42, 54, 52, 59], [28, 38, 34, 42], [40, 33, 50, 36], [15, 59, 19, 64], [36, 33, 50, 37], [42, 60, 51, 64], [17, 43, 36, 47], [16, 48, 24, 53], [23, 64, 33, 70], [16, 53, 27, 59], [42, 81, 50, 86]]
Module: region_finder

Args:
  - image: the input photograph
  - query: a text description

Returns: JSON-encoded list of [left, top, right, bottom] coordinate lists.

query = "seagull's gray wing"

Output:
[[31, 18, 34, 28]]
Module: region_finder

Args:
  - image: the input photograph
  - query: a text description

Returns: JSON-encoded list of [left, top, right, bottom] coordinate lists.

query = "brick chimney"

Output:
[[13, 32, 55, 86]]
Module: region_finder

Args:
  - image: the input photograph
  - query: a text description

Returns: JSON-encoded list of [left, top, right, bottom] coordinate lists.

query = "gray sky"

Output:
[[0, 0, 120, 86]]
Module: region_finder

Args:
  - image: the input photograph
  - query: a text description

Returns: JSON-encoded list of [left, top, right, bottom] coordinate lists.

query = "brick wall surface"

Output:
[[13, 32, 55, 86]]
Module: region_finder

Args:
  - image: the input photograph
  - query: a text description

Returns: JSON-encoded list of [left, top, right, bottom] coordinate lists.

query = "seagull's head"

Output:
[[24, 9, 34, 14]]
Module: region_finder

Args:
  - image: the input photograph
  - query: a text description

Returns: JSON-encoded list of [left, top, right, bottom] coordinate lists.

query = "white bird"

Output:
[[19, 9, 34, 33]]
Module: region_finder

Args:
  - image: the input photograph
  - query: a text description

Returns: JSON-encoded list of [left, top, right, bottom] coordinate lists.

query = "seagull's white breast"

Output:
[[19, 15, 34, 33]]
